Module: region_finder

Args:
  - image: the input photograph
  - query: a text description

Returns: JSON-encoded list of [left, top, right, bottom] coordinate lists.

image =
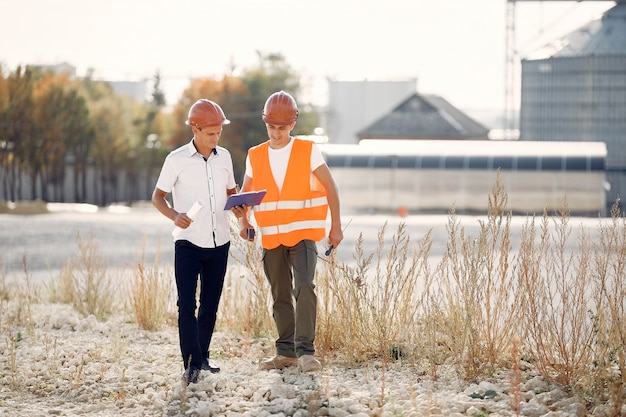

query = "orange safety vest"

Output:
[[249, 138, 328, 249]]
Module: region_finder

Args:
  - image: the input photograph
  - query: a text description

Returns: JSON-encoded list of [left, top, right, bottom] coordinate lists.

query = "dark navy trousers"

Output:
[[174, 240, 229, 370]]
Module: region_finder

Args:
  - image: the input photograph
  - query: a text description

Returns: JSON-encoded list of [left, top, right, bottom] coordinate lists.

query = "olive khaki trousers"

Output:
[[262, 239, 318, 358]]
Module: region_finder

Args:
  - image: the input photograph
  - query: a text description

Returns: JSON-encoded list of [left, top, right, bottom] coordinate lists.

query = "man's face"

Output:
[[266, 122, 295, 148], [196, 125, 222, 148]]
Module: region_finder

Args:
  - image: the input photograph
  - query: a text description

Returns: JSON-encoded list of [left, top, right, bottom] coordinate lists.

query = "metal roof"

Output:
[[320, 139, 607, 158], [356, 93, 489, 141], [320, 140, 607, 171], [525, 3, 626, 59], [319, 140, 607, 172]]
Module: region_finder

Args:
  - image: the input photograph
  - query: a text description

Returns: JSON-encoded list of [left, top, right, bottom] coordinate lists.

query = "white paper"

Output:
[[172, 199, 204, 238]]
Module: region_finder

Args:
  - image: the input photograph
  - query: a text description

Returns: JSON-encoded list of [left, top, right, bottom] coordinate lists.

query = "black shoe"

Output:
[[202, 358, 220, 373], [182, 367, 200, 384]]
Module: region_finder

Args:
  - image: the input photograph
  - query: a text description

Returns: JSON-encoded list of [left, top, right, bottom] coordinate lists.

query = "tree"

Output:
[[1, 66, 38, 201], [79, 74, 155, 205], [0, 65, 11, 200], [0, 54, 319, 204], [65, 88, 94, 203], [87, 94, 132, 205], [141, 71, 168, 200], [150, 70, 166, 108], [32, 73, 92, 202]]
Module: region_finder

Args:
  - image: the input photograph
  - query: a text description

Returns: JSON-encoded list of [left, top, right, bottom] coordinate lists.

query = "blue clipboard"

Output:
[[224, 190, 267, 210]]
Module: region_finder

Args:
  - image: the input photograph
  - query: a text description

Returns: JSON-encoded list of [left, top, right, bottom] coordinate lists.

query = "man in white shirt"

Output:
[[152, 99, 237, 384]]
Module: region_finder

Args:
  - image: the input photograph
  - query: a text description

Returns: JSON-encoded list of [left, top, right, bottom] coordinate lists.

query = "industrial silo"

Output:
[[519, 2, 626, 210]]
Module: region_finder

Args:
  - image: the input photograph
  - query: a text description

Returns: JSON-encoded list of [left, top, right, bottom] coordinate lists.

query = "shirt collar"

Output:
[[186, 138, 219, 158]]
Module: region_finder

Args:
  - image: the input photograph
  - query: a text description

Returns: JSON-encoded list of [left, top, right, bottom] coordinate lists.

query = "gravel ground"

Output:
[[1, 302, 610, 417]]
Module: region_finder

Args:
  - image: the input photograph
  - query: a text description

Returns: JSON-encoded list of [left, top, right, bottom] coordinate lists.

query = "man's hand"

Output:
[[174, 212, 192, 229], [230, 205, 247, 219]]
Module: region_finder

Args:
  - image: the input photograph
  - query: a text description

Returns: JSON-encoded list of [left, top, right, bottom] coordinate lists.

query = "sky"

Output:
[[0, 0, 616, 116]]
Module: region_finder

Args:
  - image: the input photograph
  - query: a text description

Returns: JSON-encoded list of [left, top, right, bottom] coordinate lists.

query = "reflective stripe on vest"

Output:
[[258, 219, 328, 236], [256, 196, 328, 212]]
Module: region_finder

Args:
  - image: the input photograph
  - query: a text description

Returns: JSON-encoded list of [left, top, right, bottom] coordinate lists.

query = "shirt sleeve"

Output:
[[244, 154, 253, 179], [155, 154, 176, 193], [310, 143, 326, 171]]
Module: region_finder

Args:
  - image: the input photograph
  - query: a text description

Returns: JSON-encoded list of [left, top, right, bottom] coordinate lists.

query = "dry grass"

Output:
[[316, 222, 432, 367], [1, 256, 38, 330], [509, 337, 523, 416], [518, 203, 595, 387], [2, 173, 625, 411], [429, 175, 519, 380], [222, 218, 274, 340], [51, 233, 116, 320], [127, 237, 176, 331], [588, 198, 626, 413]]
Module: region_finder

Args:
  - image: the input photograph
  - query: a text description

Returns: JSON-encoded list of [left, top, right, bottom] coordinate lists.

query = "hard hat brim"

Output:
[[262, 116, 296, 126], [186, 118, 230, 127]]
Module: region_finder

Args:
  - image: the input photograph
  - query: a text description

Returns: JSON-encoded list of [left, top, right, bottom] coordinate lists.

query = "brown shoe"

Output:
[[298, 355, 322, 372], [259, 354, 298, 370]]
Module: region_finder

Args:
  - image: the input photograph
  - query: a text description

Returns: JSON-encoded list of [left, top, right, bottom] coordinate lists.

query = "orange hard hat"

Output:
[[262, 91, 299, 125], [186, 99, 230, 128]]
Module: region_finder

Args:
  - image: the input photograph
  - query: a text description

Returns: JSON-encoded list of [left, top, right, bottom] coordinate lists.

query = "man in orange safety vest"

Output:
[[234, 91, 343, 372]]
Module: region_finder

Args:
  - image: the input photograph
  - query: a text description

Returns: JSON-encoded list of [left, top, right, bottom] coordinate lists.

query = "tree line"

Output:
[[0, 52, 318, 206]]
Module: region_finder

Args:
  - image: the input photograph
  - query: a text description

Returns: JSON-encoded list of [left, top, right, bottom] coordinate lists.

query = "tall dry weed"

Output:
[[509, 337, 523, 416], [316, 234, 372, 361], [128, 238, 174, 331], [589, 199, 626, 410], [317, 222, 432, 365], [431, 172, 519, 379], [224, 218, 273, 338], [480, 174, 520, 366], [419, 259, 450, 379], [56, 233, 115, 320], [320, 231, 372, 361], [370, 223, 431, 360], [1, 256, 38, 328], [519, 201, 595, 386]]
